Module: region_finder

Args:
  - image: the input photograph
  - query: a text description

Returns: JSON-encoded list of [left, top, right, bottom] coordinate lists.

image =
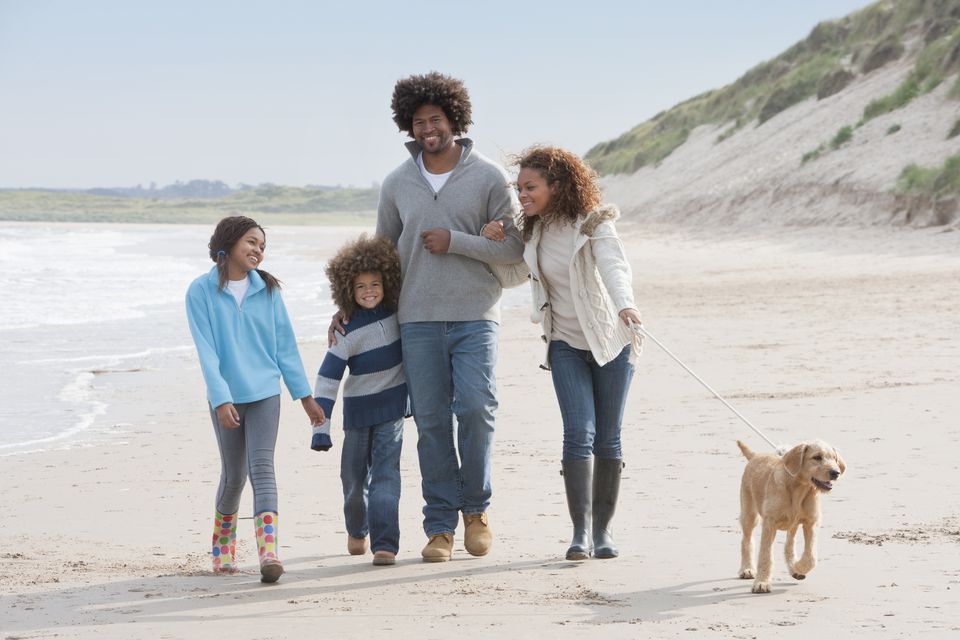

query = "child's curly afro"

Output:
[[391, 71, 473, 137], [325, 234, 402, 317]]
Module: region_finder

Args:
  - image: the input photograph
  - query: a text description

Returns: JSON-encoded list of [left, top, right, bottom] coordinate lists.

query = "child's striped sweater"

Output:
[[312, 305, 407, 450]]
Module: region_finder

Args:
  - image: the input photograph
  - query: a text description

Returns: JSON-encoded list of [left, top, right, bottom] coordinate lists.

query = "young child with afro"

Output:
[[312, 234, 408, 565]]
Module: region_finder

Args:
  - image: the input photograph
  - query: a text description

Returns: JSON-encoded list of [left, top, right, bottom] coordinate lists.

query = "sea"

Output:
[[0, 223, 338, 455], [0, 222, 529, 455]]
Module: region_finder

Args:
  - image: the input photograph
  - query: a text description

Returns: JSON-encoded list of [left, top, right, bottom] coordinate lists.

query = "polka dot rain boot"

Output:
[[255, 511, 283, 583], [211, 511, 238, 573]]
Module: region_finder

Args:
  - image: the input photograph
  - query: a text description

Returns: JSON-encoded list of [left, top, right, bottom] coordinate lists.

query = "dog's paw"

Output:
[[793, 557, 816, 575], [739, 569, 755, 579], [791, 572, 806, 580], [751, 580, 771, 594]]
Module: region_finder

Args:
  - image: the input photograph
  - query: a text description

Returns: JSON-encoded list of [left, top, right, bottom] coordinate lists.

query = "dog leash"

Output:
[[629, 322, 786, 456]]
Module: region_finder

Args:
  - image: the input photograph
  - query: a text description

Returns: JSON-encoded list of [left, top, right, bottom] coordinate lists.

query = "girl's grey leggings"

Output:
[[209, 394, 281, 515]]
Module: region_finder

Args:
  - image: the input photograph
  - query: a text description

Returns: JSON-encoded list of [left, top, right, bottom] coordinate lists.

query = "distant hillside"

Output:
[[592, 0, 960, 227], [0, 184, 379, 224], [1, 179, 356, 200]]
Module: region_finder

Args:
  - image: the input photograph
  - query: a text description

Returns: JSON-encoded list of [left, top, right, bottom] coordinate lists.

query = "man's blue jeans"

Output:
[[340, 417, 404, 554], [400, 321, 498, 536], [549, 341, 634, 460]]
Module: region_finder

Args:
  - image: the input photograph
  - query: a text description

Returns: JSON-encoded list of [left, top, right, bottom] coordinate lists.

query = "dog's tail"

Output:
[[736, 440, 756, 461]]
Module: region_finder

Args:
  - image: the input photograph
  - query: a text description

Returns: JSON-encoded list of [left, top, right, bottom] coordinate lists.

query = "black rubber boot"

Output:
[[561, 459, 593, 560], [593, 458, 624, 559]]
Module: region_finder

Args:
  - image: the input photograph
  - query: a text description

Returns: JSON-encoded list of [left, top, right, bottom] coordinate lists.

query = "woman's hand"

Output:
[[216, 402, 241, 429], [619, 308, 642, 328], [327, 310, 348, 347], [481, 220, 506, 242], [301, 396, 326, 426]]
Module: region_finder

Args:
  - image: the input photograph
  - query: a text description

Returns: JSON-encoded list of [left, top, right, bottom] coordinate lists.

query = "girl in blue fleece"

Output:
[[186, 215, 325, 583], [313, 234, 407, 566]]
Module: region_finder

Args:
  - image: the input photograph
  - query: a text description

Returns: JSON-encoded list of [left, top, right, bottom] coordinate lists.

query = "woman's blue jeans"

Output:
[[340, 417, 404, 554], [549, 341, 634, 461], [400, 321, 499, 537]]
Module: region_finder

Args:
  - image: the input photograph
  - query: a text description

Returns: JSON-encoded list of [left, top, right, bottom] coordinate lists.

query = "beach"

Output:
[[2, 221, 960, 639]]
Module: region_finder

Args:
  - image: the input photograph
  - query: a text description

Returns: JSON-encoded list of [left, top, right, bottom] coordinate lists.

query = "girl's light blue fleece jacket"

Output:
[[185, 266, 313, 409]]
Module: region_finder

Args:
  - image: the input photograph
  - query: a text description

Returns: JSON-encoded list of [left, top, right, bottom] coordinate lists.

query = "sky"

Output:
[[0, 0, 872, 189]]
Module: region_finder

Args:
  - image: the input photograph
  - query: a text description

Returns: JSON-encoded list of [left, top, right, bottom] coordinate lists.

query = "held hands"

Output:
[[619, 308, 642, 328], [216, 402, 241, 429], [421, 228, 451, 254], [480, 220, 506, 242], [301, 396, 326, 426]]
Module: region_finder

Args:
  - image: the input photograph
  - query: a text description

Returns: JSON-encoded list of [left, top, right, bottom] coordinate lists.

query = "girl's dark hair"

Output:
[[512, 145, 603, 241], [208, 215, 281, 293], [325, 234, 401, 317], [391, 71, 473, 137]]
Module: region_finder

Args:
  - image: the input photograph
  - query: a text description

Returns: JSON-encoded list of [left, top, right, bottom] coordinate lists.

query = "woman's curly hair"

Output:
[[325, 234, 402, 317], [391, 71, 473, 137], [513, 145, 603, 241]]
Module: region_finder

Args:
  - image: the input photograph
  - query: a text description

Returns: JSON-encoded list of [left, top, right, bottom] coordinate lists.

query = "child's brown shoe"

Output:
[[347, 535, 368, 556]]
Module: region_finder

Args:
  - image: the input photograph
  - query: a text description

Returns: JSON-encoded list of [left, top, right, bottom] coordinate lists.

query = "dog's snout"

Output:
[[829, 469, 840, 480]]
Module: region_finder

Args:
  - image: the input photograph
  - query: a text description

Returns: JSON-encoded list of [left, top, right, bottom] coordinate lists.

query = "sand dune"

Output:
[[603, 54, 960, 228]]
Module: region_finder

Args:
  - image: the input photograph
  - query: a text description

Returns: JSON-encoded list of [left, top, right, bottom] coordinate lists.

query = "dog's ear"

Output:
[[782, 443, 807, 476], [833, 447, 846, 474]]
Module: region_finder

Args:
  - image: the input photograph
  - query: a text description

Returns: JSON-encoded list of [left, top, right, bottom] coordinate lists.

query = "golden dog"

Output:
[[736, 439, 846, 593]]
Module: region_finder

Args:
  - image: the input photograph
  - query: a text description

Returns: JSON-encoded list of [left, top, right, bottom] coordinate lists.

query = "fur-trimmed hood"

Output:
[[580, 204, 620, 237]]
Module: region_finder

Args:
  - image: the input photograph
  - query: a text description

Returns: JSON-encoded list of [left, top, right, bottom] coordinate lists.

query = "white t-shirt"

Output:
[[417, 151, 455, 193], [226, 275, 250, 308], [538, 221, 589, 350]]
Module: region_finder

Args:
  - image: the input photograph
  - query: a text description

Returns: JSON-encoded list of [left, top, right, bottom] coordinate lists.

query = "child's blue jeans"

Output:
[[340, 417, 404, 554]]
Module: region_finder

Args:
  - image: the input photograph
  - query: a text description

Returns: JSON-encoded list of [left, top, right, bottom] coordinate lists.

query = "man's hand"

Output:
[[421, 228, 451, 254], [327, 310, 349, 347]]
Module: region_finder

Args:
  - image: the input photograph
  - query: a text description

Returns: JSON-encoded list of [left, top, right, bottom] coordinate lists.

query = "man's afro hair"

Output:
[[391, 71, 473, 137]]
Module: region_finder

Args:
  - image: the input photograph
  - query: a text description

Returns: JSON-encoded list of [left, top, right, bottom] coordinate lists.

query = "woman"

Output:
[[482, 146, 641, 560]]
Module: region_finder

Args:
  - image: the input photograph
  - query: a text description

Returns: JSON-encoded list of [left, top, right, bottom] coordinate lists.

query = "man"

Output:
[[352, 72, 523, 562]]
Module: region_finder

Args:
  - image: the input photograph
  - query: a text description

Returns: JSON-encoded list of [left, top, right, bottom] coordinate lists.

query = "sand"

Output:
[[3, 223, 960, 639]]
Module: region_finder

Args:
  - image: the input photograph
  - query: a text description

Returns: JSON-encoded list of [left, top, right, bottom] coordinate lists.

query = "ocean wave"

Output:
[[0, 370, 107, 454], [19, 344, 194, 366]]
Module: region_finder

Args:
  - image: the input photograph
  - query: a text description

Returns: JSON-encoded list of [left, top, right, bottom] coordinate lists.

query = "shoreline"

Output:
[[0, 224, 373, 455]]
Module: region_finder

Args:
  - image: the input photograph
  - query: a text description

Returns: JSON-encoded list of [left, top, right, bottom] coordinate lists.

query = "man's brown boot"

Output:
[[463, 512, 492, 556], [421, 532, 454, 562]]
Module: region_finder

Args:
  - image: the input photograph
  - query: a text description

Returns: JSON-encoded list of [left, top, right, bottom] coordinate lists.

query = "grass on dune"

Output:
[[897, 153, 960, 198], [586, 0, 960, 176]]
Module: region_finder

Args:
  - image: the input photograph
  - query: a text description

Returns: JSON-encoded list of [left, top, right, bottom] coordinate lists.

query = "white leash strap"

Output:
[[630, 322, 783, 454]]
